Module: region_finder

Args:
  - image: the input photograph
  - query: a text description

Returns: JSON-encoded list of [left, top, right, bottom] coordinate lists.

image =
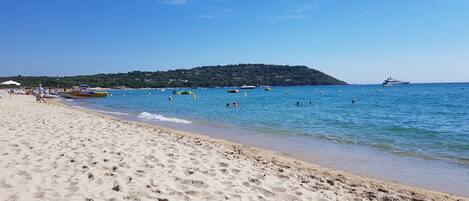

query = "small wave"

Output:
[[93, 109, 129, 115], [138, 112, 192, 124], [72, 106, 129, 115]]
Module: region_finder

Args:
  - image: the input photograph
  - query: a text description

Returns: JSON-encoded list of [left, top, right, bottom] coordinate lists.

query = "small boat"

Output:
[[63, 91, 108, 98], [240, 85, 256, 89], [227, 89, 240, 93], [382, 77, 409, 86], [61, 84, 108, 98], [264, 87, 272, 91], [173, 90, 193, 95]]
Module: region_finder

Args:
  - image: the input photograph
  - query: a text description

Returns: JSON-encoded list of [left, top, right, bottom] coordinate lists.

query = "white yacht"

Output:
[[382, 77, 410, 86], [240, 85, 256, 89]]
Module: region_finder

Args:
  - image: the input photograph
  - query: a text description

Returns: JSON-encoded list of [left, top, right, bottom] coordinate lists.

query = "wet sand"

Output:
[[0, 95, 466, 201]]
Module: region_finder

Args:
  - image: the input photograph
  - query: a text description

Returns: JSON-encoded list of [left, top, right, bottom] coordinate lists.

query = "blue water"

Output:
[[74, 83, 469, 166]]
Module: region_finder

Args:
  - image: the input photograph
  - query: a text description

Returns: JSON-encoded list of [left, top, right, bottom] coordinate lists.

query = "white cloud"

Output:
[[435, 0, 469, 6], [359, 10, 371, 16], [269, 2, 318, 23], [196, 14, 215, 19], [196, 8, 234, 19], [161, 0, 189, 5]]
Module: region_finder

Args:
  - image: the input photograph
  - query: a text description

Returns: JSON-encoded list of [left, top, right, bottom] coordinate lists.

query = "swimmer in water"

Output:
[[233, 101, 238, 109], [226, 103, 230, 108], [168, 96, 173, 101], [309, 101, 312, 105], [296, 101, 300, 106], [351, 99, 355, 104]]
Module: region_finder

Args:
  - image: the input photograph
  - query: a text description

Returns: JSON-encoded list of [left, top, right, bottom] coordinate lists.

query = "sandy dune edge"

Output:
[[0, 95, 466, 201]]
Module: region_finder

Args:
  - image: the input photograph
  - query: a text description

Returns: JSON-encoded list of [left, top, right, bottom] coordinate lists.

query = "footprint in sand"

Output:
[[184, 190, 200, 196], [0, 181, 12, 188], [32, 191, 45, 198], [272, 186, 287, 192], [182, 179, 208, 188], [16, 170, 32, 182], [219, 162, 229, 168]]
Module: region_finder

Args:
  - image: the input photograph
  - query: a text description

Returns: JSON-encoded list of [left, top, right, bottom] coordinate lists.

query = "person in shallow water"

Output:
[[226, 103, 230, 108], [168, 96, 173, 101], [309, 101, 312, 105], [233, 101, 238, 109], [352, 99, 356, 104], [296, 101, 300, 106]]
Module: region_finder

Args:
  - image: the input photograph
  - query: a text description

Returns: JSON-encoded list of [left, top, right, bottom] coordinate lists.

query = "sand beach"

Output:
[[0, 95, 466, 201]]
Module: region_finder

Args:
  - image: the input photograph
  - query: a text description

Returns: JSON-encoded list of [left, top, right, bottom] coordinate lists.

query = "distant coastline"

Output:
[[0, 64, 347, 88]]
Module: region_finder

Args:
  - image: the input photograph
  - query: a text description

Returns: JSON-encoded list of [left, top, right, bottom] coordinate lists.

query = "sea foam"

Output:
[[72, 106, 129, 115], [138, 112, 192, 124]]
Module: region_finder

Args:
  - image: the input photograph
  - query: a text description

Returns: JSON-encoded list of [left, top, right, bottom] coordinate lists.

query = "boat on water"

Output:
[[382, 77, 410, 86], [64, 91, 108, 98], [61, 84, 108, 98], [240, 85, 256, 89], [173, 90, 193, 95], [227, 89, 240, 93], [264, 87, 272, 91]]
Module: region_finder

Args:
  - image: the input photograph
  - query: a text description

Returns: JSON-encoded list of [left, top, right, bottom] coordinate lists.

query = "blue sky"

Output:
[[0, 0, 468, 83]]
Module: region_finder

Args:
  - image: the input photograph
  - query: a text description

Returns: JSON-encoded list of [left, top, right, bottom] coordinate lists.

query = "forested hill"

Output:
[[0, 64, 347, 88]]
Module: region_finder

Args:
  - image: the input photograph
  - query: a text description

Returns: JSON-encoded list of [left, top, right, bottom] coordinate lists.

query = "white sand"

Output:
[[0, 95, 466, 201]]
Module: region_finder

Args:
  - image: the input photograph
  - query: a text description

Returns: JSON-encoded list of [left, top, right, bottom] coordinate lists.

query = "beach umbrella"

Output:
[[0, 80, 21, 99], [0, 80, 21, 86]]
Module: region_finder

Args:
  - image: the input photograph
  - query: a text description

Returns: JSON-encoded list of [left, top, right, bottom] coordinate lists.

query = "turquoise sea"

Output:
[[68, 83, 469, 195]]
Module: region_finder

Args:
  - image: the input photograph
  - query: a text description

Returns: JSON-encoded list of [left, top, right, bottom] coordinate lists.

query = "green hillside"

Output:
[[0, 64, 347, 88]]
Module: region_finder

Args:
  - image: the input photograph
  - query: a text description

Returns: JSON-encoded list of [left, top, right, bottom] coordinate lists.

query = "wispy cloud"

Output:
[[435, 0, 469, 6], [359, 10, 371, 16], [196, 14, 216, 19], [160, 0, 189, 5], [269, 3, 318, 23], [196, 8, 234, 20]]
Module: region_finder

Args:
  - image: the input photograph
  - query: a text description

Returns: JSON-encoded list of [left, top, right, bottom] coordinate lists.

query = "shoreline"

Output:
[[56, 97, 469, 199], [1, 95, 467, 200], [60, 97, 469, 199], [68, 96, 469, 197]]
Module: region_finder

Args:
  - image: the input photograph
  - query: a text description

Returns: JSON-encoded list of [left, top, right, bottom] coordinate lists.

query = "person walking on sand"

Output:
[[36, 84, 47, 103]]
